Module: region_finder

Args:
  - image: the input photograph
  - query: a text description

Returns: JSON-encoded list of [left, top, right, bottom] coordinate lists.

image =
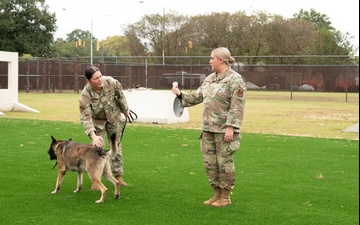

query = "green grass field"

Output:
[[0, 118, 358, 224], [0, 90, 358, 224]]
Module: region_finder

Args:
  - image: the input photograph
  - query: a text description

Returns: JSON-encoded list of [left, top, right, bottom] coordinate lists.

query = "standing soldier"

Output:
[[171, 47, 246, 207], [79, 66, 129, 186]]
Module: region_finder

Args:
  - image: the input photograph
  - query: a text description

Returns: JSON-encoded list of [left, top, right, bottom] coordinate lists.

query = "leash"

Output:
[[52, 162, 58, 169], [120, 110, 137, 142], [127, 110, 138, 123]]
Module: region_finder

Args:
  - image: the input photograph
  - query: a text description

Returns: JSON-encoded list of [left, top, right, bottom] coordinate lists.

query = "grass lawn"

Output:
[[0, 90, 358, 224], [4, 90, 359, 140], [0, 118, 358, 225]]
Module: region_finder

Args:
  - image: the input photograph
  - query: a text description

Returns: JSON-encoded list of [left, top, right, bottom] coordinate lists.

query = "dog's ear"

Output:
[[51, 136, 56, 142]]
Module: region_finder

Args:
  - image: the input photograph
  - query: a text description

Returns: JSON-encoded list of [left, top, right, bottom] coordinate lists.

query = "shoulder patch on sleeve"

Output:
[[237, 81, 246, 97]]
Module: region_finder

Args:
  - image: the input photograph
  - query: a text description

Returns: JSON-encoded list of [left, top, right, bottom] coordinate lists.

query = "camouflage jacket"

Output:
[[79, 76, 129, 136], [180, 68, 246, 133]]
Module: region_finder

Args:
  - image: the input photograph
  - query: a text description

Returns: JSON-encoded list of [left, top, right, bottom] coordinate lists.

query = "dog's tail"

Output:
[[107, 133, 118, 159]]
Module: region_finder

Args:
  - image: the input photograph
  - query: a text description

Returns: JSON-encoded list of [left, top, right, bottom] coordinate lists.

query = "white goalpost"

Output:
[[0, 51, 39, 115]]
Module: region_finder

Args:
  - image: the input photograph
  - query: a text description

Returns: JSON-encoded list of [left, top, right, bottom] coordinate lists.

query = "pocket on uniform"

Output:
[[224, 163, 235, 173], [228, 140, 240, 155], [221, 137, 240, 156]]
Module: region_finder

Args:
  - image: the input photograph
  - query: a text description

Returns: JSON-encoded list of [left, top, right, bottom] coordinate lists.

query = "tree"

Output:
[[189, 13, 231, 51], [293, 8, 355, 56], [0, 0, 56, 56], [293, 8, 334, 30], [181, 11, 254, 63], [66, 29, 92, 42], [47, 9, 358, 68], [264, 16, 317, 62], [50, 38, 76, 59], [240, 11, 272, 65], [124, 26, 147, 56], [123, 11, 188, 63], [123, 13, 164, 60], [101, 35, 132, 57], [293, 8, 355, 91], [50, 29, 96, 59]]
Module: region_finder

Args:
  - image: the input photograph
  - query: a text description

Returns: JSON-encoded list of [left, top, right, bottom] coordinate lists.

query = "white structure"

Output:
[[124, 89, 189, 124], [0, 51, 39, 115], [342, 123, 359, 133]]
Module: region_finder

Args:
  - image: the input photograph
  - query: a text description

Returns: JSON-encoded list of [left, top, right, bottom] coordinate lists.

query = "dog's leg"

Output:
[[74, 171, 83, 193], [103, 161, 121, 199], [91, 178, 107, 203], [51, 170, 66, 194], [96, 183, 107, 203], [88, 165, 108, 203]]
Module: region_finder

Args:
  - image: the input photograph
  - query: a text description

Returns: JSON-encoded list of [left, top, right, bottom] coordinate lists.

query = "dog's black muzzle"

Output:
[[47, 147, 57, 160]]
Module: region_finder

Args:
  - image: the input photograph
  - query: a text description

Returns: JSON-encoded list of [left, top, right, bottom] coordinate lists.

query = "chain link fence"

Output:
[[0, 55, 358, 96]]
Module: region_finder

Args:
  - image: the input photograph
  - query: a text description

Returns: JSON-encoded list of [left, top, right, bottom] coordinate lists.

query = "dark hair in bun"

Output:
[[84, 66, 100, 80]]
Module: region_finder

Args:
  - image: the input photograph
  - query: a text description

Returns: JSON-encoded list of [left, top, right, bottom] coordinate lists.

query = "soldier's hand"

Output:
[[224, 126, 234, 143], [172, 86, 181, 96], [91, 135, 104, 148]]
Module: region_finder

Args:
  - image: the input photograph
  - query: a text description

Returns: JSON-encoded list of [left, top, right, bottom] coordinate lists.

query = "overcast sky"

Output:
[[47, 0, 359, 55]]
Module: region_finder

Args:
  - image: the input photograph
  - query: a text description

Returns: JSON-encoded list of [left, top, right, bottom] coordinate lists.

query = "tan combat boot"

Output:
[[203, 187, 222, 205], [115, 176, 127, 187], [211, 189, 232, 207]]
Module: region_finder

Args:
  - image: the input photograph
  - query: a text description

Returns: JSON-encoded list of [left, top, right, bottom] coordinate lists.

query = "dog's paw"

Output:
[[115, 193, 121, 199], [95, 200, 104, 203], [51, 190, 58, 194]]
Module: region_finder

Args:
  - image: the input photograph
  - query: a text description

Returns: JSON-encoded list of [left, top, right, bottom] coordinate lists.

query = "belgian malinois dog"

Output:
[[47, 133, 120, 203]]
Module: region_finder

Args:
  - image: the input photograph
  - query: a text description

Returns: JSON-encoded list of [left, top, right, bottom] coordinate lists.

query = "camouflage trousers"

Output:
[[201, 131, 240, 190], [95, 120, 125, 177]]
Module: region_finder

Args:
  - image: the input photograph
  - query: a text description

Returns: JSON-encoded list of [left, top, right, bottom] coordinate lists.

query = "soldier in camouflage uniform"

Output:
[[172, 47, 246, 207], [79, 66, 129, 186]]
